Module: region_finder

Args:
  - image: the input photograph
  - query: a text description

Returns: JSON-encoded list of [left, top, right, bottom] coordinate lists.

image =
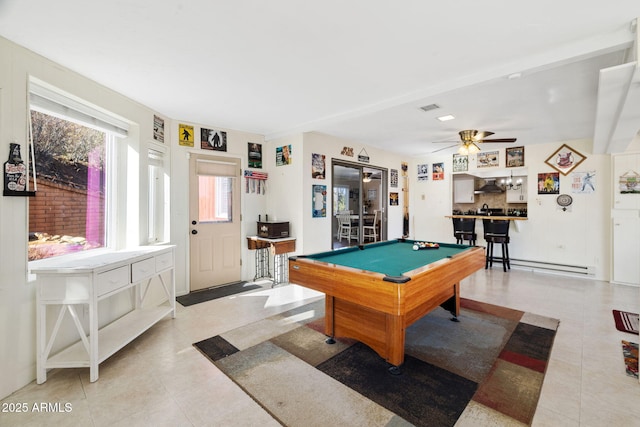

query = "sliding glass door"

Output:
[[332, 160, 387, 249]]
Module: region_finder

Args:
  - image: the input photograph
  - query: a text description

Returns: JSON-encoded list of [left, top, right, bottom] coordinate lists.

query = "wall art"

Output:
[[200, 128, 227, 151], [505, 146, 525, 167], [545, 144, 586, 175], [537, 172, 560, 194]]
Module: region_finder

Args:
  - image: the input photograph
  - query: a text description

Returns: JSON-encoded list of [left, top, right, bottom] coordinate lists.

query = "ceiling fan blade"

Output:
[[473, 131, 494, 140], [431, 144, 459, 153], [479, 138, 517, 143]]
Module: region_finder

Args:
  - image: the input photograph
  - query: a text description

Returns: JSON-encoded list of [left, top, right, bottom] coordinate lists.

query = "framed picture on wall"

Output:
[[477, 151, 498, 168], [452, 154, 468, 172], [312, 185, 326, 217], [505, 146, 525, 167], [200, 128, 227, 151], [545, 144, 586, 175], [537, 172, 560, 194], [248, 143, 262, 168]]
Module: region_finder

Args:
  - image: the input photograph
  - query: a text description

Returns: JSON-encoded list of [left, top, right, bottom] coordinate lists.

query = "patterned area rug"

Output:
[[622, 340, 639, 378], [194, 298, 559, 426], [613, 310, 639, 334]]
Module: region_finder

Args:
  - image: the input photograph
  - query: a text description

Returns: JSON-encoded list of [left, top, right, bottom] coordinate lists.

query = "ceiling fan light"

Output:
[[468, 142, 480, 154]]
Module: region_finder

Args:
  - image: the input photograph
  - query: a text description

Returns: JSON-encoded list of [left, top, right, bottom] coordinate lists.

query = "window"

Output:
[[28, 79, 128, 261], [198, 175, 233, 223], [148, 148, 168, 243]]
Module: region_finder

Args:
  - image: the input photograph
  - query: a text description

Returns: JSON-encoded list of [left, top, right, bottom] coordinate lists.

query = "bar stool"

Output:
[[452, 217, 477, 245], [483, 219, 510, 272]]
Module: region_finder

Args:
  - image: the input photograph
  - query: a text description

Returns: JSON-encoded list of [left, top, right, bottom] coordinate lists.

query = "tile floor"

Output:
[[2, 268, 640, 426]]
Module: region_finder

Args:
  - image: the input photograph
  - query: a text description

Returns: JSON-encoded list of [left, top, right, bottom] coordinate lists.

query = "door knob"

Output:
[[191, 229, 198, 235]]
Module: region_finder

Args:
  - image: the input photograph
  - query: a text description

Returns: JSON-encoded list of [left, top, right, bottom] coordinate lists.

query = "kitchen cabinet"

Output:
[[32, 245, 175, 383], [453, 178, 475, 203], [612, 213, 640, 285], [506, 177, 527, 203]]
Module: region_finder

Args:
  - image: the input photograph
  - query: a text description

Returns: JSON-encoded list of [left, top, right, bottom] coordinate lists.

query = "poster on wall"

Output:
[[477, 151, 498, 168], [452, 154, 468, 172], [153, 115, 164, 143], [312, 153, 325, 179], [571, 171, 596, 194], [248, 143, 262, 168], [200, 128, 227, 151], [537, 172, 560, 194], [178, 123, 194, 147], [390, 169, 398, 188], [417, 164, 429, 181], [432, 163, 444, 180], [276, 145, 292, 166], [312, 185, 327, 217], [389, 192, 399, 205]]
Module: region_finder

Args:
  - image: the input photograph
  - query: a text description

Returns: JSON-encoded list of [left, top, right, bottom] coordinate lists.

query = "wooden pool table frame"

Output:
[[289, 241, 485, 369]]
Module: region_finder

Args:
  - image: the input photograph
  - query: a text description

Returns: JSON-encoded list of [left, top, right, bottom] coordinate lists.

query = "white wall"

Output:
[[268, 132, 406, 255], [0, 36, 163, 399], [411, 139, 611, 279], [168, 120, 266, 296]]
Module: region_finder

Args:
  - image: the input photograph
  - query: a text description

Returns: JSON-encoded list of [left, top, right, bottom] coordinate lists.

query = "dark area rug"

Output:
[[194, 298, 559, 426], [613, 310, 639, 334], [177, 281, 259, 306]]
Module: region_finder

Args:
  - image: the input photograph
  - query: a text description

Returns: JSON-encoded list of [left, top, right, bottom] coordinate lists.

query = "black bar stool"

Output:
[[452, 217, 477, 245], [483, 219, 510, 272]]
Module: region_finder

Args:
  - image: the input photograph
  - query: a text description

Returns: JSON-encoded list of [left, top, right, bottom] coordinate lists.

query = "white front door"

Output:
[[189, 154, 241, 291]]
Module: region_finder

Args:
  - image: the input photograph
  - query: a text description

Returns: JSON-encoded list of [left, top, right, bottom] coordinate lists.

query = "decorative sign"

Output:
[[358, 148, 370, 163], [200, 128, 227, 151], [390, 169, 398, 187], [477, 151, 499, 168], [312, 185, 327, 217], [452, 154, 468, 172], [178, 123, 194, 147], [389, 192, 399, 205], [248, 143, 262, 168], [619, 170, 640, 194], [153, 115, 164, 143], [506, 146, 525, 167], [341, 146, 354, 157], [276, 145, 292, 166]]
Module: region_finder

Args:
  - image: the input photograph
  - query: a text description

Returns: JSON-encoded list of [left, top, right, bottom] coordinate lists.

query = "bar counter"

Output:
[[446, 215, 528, 221]]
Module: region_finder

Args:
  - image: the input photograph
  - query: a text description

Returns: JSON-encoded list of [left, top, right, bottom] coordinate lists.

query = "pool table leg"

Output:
[[324, 296, 336, 344]]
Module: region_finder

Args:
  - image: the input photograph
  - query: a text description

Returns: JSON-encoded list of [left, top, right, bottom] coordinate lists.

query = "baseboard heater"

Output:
[[509, 258, 594, 275]]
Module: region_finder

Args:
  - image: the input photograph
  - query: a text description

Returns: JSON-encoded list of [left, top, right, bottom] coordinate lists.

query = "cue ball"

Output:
[[413, 244, 419, 250]]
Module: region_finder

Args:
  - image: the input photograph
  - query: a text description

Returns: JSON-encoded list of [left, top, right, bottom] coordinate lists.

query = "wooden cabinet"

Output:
[[32, 245, 175, 383], [453, 178, 475, 203], [506, 177, 527, 203]]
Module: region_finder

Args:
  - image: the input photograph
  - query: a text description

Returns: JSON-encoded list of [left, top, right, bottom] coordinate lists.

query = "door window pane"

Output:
[[199, 175, 233, 223]]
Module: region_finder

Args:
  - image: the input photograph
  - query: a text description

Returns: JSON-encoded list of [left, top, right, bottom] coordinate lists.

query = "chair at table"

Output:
[[363, 210, 379, 242], [337, 212, 357, 242], [452, 217, 477, 245], [483, 219, 510, 272]]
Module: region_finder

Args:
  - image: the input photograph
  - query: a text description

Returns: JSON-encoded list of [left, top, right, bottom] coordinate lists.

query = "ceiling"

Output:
[[1, 1, 639, 157]]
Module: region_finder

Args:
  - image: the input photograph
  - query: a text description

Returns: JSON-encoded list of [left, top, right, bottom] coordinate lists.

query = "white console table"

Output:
[[31, 245, 176, 383]]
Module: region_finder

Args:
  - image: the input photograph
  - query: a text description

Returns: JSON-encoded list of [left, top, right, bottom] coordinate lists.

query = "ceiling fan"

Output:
[[433, 130, 517, 154]]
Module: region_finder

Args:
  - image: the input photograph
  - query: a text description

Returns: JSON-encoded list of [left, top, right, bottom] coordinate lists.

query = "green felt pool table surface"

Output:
[[305, 239, 472, 277]]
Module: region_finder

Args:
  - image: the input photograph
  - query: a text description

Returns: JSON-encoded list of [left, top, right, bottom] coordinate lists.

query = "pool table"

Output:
[[289, 239, 484, 370]]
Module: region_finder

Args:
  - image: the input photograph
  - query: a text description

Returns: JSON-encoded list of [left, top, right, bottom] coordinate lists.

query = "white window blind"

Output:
[[29, 78, 130, 137]]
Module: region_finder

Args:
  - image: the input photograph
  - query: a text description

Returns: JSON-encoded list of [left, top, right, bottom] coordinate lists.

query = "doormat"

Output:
[[622, 340, 638, 378], [613, 310, 639, 334], [194, 298, 559, 426], [177, 281, 259, 306]]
